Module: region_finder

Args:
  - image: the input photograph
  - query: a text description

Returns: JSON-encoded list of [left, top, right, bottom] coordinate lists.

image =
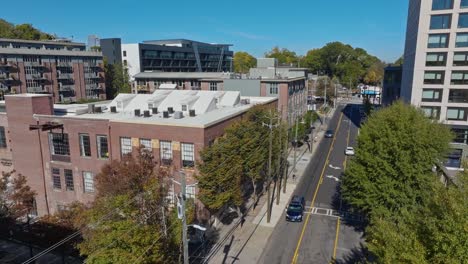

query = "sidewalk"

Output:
[[205, 108, 336, 264]]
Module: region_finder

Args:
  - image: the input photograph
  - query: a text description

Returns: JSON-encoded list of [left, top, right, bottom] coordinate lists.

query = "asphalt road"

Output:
[[259, 102, 364, 264]]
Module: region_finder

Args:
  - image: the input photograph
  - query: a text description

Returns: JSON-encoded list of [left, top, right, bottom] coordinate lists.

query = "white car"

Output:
[[345, 147, 355, 156]]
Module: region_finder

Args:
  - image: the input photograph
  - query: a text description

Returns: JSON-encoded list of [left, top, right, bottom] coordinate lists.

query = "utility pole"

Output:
[[276, 111, 283, 205], [334, 81, 338, 109], [262, 110, 279, 223], [283, 114, 289, 194], [180, 172, 189, 264], [293, 112, 299, 173]]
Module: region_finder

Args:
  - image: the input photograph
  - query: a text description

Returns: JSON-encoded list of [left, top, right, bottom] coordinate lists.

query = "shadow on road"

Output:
[[334, 242, 369, 264]]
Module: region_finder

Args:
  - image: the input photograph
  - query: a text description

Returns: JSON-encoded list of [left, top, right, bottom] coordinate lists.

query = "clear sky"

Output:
[[2, 0, 409, 62]]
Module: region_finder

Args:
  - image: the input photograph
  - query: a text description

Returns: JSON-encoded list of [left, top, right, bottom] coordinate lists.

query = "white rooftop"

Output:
[[47, 90, 277, 128]]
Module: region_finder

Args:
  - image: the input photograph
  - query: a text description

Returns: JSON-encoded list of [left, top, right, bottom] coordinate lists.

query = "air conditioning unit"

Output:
[[163, 111, 169, 118], [110, 106, 117, 113], [134, 109, 141, 117], [174, 111, 183, 119], [143, 110, 151, 117], [189, 109, 196, 117]]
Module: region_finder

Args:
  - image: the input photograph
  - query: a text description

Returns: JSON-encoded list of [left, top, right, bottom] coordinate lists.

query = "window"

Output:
[[463, 0, 468, 8], [191, 81, 200, 90], [447, 107, 467, 120], [97, 135, 109, 159], [425, 52, 447, 66], [120, 137, 132, 156], [123, 60, 127, 66], [52, 168, 61, 190], [186, 185, 196, 199], [209, 82, 218, 91], [83, 171, 94, 193], [430, 14, 452, 29], [452, 127, 468, 144], [422, 89, 442, 102], [270, 83, 279, 94], [123, 50, 127, 57], [444, 149, 463, 168], [64, 169, 74, 191], [459, 13, 468, 28], [423, 71, 445, 84], [160, 140, 172, 165], [451, 71, 468, 84], [448, 89, 468, 103], [421, 106, 441, 119], [181, 143, 195, 167], [453, 52, 468, 66], [432, 0, 453, 10], [49, 133, 70, 156], [428, 34, 449, 48], [0, 126, 6, 148], [79, 133, 91, 157], [456, 33, 468, 47], [139, 138, 152, 152]]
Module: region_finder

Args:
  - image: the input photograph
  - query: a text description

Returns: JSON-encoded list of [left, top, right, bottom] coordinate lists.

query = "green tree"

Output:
[[265, 47, 299, 65], [342, 101, 452, 219], [104, 61, 131, 98], [0, 19, 54, 40], [0, 171, 36, 220], [394, 56, 404, 66], [233, 51, 256, 73]]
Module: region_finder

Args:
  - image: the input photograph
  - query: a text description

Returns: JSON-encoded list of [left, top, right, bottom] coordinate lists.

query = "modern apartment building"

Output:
[[402, 0, 468, 170], [0, 38, 106, 103], [382, 65, 402, 106], [133, 58, 308, 124], [101, 38, 233, 79], [0, 91, 276, 217]]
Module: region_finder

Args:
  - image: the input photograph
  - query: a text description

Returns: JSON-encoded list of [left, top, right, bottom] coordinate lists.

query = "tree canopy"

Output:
[[0, 171, 36, 220], [233, 51, 256, 73], [0, 19, 54, 40], [104, 60, 132, 99], [265, 47, 299, 66]]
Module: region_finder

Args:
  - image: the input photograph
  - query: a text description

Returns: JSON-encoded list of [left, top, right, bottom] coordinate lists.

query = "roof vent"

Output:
[[168, 107, 174, 114], [174, 111, 183, 119], [240, 99, 250, 105], [152, 107, 158, 114], [88, 104, 95, 113], [189, 109, 196, 117], [163, 111, 169, 118], [134, 109, 141, 117], [143, 110, 151, 117], [110, 106, 117, 113], [94, 106, 102, 113]]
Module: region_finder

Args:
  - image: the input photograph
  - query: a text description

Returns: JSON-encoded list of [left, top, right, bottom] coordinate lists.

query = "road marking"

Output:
[[326, 175, 340, 182], [328, 164, 341, 170], [291, 112, 344, 264], [332, 218, 341, 261]]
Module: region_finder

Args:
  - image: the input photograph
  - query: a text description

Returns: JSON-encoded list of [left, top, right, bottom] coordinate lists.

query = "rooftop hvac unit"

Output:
[[240, 99, 250, 105], [88, 104, 95, 113], [110, 106, 117, 113], [174, 111, 183, 119], [143, 110, 151, 117], [168, 107, 174, 114], [94, 106, 102, 113], [189, 109, 196, 117], [134, 109, 141, 117], [163, 111, 169, 118], [152, 107, 158, 114]]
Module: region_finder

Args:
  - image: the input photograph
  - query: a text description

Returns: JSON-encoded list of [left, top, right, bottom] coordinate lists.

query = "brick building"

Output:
[[0, 91, 276, 217], [0, 38, 106, 103]]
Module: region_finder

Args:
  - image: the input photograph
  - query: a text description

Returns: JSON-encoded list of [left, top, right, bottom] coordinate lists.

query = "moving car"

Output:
[[324, 130, 334, 138], [286, 195, 305, 222], [345, 147, 355, 156]]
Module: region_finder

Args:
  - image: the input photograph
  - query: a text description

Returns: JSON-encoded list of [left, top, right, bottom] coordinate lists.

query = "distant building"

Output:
[[0, 38, 106, 103], [101, 38, 233, 79], [100, 38, 122, 65], [382, 65, 402, 105], [133, 58, 308, 125], [0, 91, 277, 217], [87, 35, 100, 49]]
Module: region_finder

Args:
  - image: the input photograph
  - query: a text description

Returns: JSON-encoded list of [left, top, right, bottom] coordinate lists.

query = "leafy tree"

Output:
[[104, 61, 131, 98], [394, 56, 404, 66], [233, 51, 256, 73], [265, 47, 299, 66], [0, 171, 36, 220], [0, 19, 54, 40], [342, 101, 452, 220]]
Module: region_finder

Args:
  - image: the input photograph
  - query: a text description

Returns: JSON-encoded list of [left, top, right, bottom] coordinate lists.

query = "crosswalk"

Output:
[[304, 206, 365, 222]]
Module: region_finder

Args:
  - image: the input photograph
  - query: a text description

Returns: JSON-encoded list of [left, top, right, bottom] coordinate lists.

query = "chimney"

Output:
[[134, 109, 141, 117], [143, 110, 151, 117]]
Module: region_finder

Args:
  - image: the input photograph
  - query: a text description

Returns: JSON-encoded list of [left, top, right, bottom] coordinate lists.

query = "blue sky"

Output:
[[2, 0, 408, 62]]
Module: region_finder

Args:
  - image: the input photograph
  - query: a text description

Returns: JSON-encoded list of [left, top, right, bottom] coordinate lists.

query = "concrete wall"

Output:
[[121, 44, 141, 80], [223, 79, 261, 96]]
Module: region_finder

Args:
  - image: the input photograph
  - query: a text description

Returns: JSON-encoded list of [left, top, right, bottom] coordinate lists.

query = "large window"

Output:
[[52, 168, 61, 190], [452, 127, 468, 144], [83, 171, 94, 193], [459, 13, 468, 28], [160, 140, 172, 165], [430, 14, 452, 29], [456, 33, 468, 47], [64, 169, 74, 191], [421, 106, 441, 119], [462, 0, 468, 8], [424, 71, 445, 84], [269, 83, 279, 95], [0, 126, 6, 148], [181, 143, 195, 167], [444, 149, 463, 168], [449, 89, 468, 103], [209, 82, 218, 91], [422, 89, 443, 102], [453, 52, 468, 66], [79, 133, 91, 157], [49, 133, 70, 156], [433, 0, 453, 10], [428, 34, 449, 48], [97, 135, 109, 159], [451, 71, 468, 84], [425, 52, 447, 66], [139, 138, 152, 152], [120, 137, 132, 156], [186, 185, 196, 199], [447, 107, 467, 120]]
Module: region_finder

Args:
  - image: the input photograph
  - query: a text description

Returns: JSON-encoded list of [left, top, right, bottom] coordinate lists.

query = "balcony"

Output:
[[27, 87, 47, 93], [57, 61, 72, 67], [57, 73, 74, 80], [137, 85, 150, 92], [25, 61, 45, 67], [59, 84, 75, 92]]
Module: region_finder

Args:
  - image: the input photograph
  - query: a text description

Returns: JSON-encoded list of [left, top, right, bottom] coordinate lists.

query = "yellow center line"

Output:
[[332, 218, 341, 261], [291, 112, 344, 264]]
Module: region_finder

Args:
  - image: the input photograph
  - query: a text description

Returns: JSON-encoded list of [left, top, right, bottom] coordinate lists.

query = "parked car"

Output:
[[345, 147, 355, 156], [325, 130, 334, 138], [286, 195, 305, 222]]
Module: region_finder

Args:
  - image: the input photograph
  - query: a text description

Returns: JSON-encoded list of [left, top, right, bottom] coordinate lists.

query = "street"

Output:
[[259, 102, 365, 264]]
